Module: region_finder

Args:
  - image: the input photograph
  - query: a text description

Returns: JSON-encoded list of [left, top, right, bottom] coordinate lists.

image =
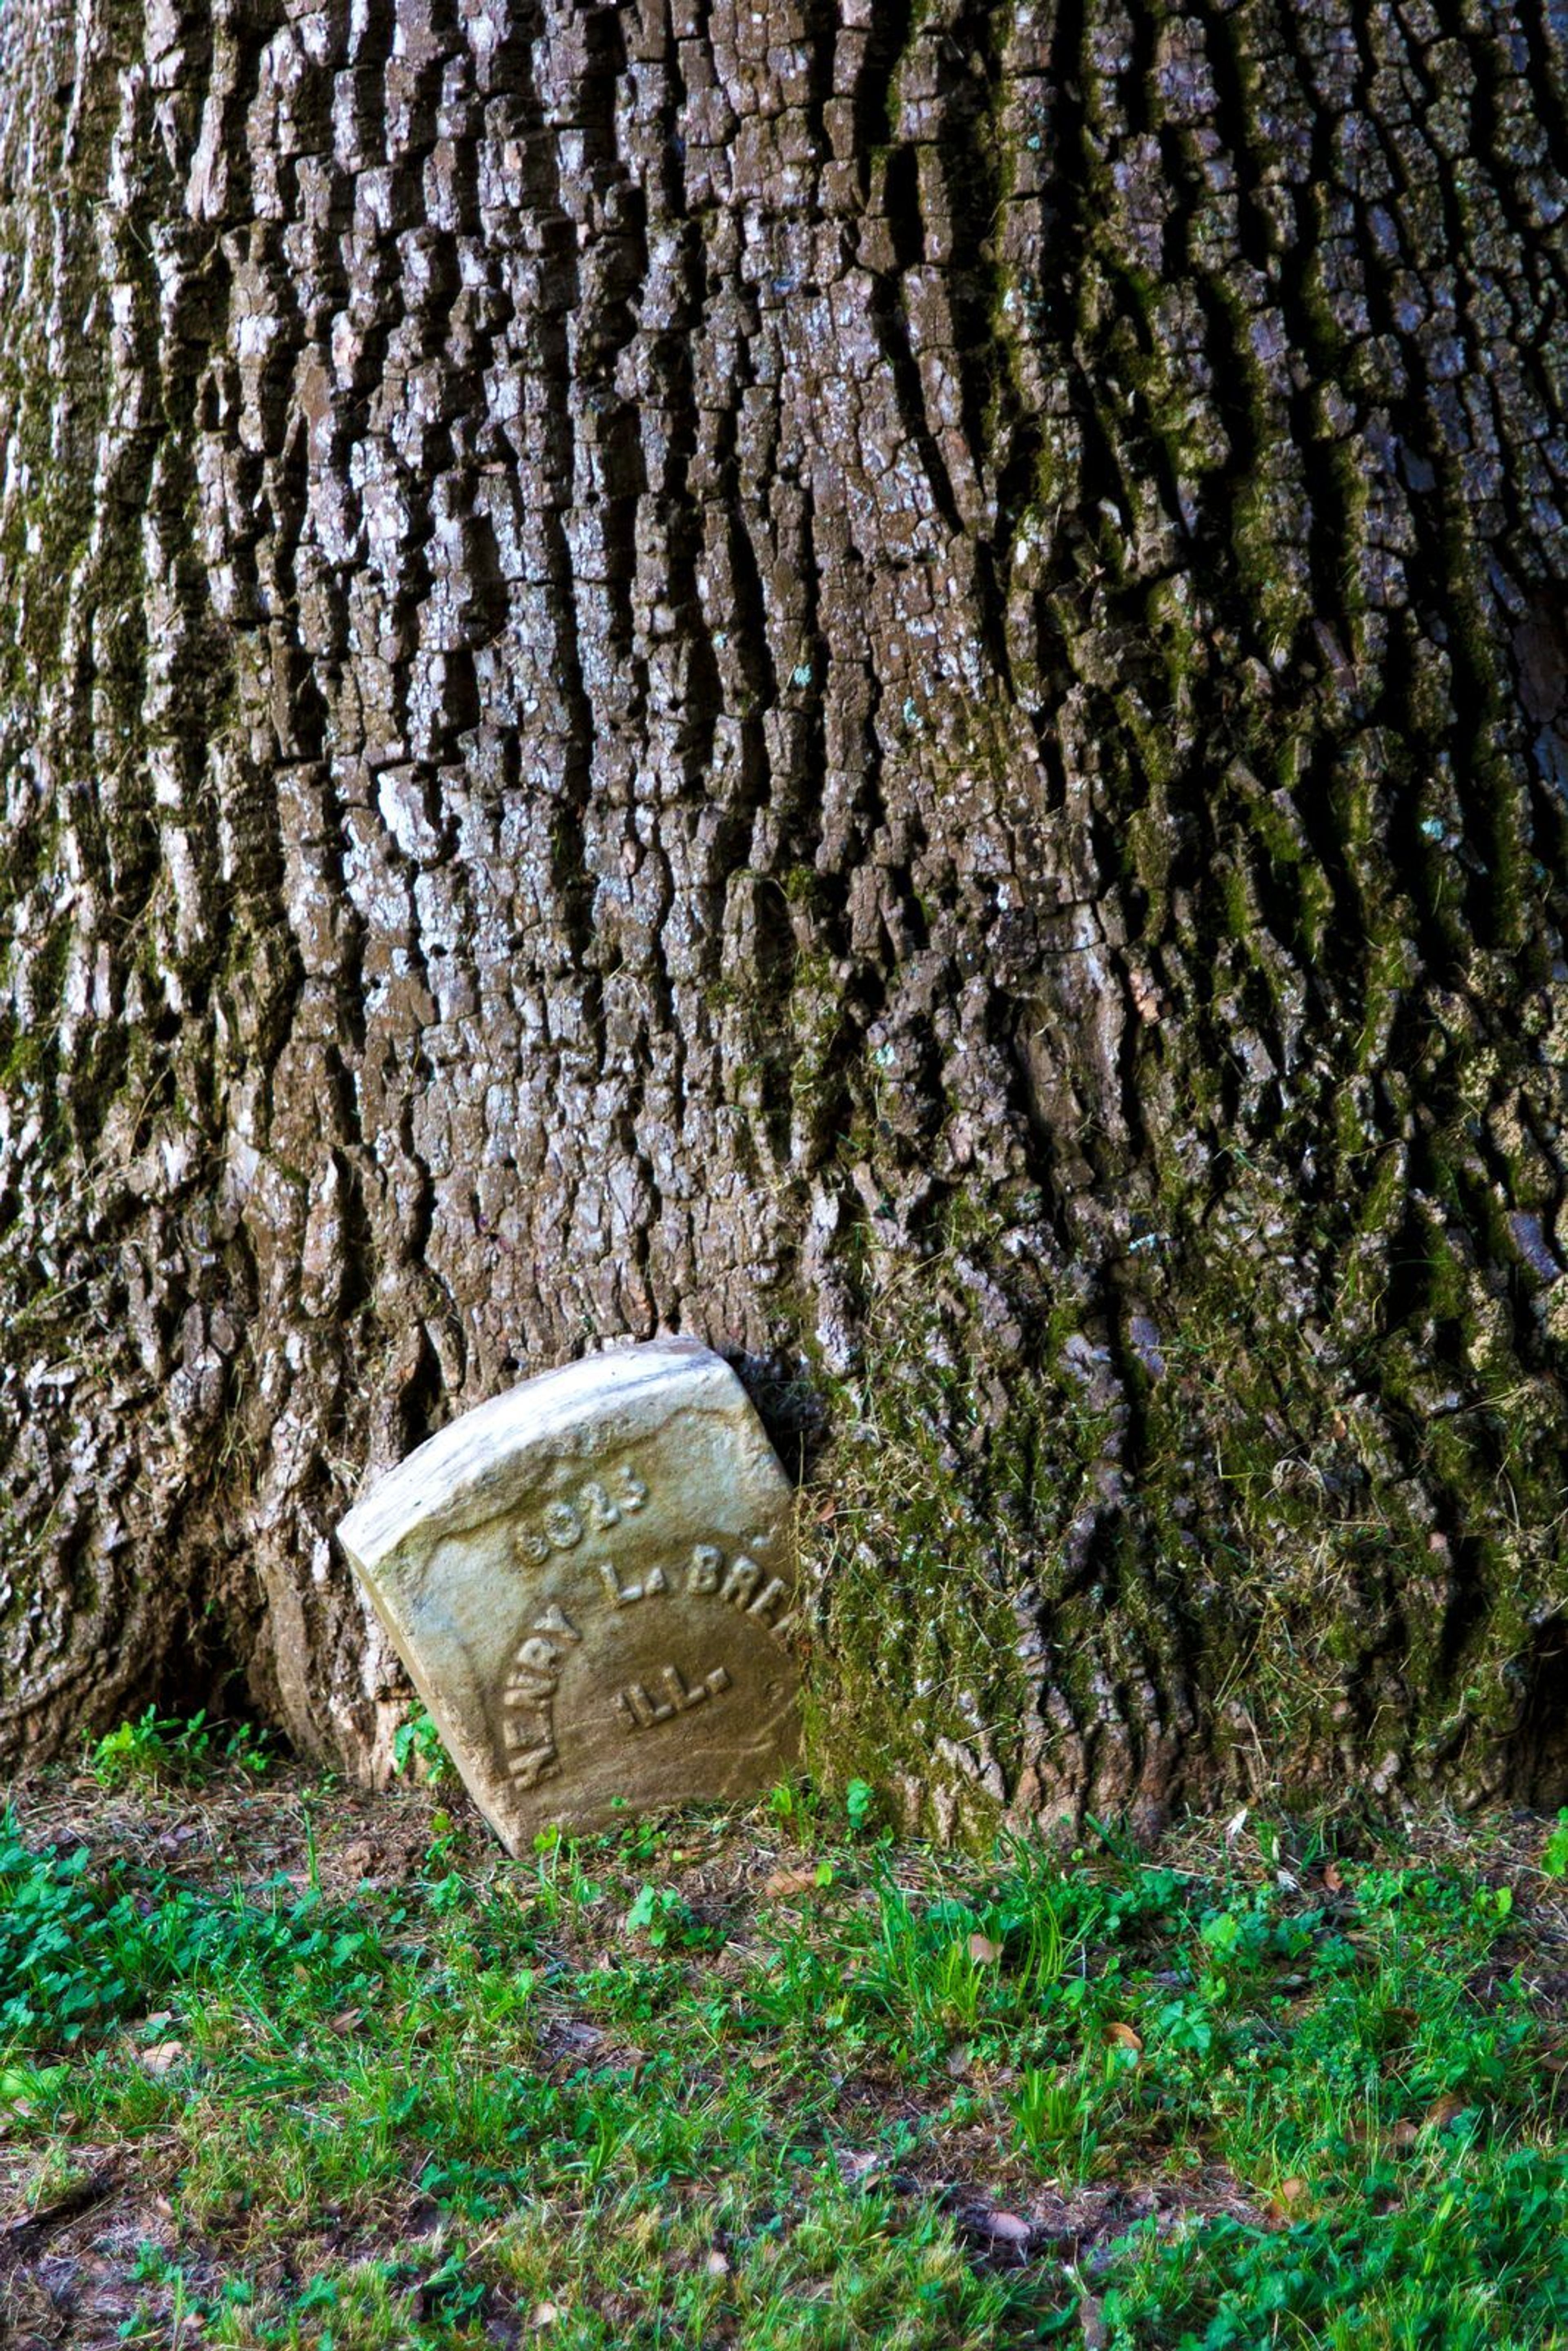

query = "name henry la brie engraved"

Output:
[[335, 1338, 802, 1850]]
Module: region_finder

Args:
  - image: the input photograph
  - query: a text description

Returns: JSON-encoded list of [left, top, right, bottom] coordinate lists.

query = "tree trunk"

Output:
[[6, 0, 1568, 1834]]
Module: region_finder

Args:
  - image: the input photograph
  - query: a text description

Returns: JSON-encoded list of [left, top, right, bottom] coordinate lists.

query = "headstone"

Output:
[[336, 1338, 802, 1850]]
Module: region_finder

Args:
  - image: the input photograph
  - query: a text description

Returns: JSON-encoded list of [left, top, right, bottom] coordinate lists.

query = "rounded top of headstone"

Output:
[[339, 1337, 750, 1571]]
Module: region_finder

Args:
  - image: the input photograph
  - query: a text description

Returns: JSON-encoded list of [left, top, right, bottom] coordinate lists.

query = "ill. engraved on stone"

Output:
[[335, 1339, 802, 1851], [616, 1663, 732, 1732]]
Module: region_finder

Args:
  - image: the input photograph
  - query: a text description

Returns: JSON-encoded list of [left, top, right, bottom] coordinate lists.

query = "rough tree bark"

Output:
[[5, 0, 1568, 1834]]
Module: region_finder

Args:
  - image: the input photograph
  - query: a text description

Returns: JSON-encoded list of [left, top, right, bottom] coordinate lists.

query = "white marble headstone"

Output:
[[337, 1338, 802, 1850]]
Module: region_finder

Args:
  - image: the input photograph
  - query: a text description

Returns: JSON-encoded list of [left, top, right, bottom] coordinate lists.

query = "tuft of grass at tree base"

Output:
[[2, 1737, 1568, 2347]]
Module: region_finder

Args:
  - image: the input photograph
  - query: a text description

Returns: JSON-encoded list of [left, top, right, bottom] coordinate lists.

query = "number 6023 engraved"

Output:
[[512, 1464, 650, 1565]]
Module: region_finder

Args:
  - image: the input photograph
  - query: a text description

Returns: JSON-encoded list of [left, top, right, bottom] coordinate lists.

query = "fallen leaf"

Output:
[[973, 2209, 1031, 2247], [763, 1867, 820, 1898], [532, 2303, 560, 2329], [1322, 1863, 1344, 1893], [968, 1932, 1002, 1965], [704, 2250, 731, 2277], [154, 2196, 175, 2222], [946, 2041, 973, 2078], [1079, 2291, 1110, 2349], [1425, 2093, 1469, 2131], [1105, 2022, 1143, 2052], [330, 2008, 364, 2034], [1391, 2119, 1419, 2149], [140, 2042, 185, 2074], [1264, 2175, 1309, 2220]]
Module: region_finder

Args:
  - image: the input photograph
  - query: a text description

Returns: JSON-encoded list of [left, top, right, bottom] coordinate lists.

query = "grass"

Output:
[[2, 1738, 1568, 2347], [82, 1708, 274, 1794]]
